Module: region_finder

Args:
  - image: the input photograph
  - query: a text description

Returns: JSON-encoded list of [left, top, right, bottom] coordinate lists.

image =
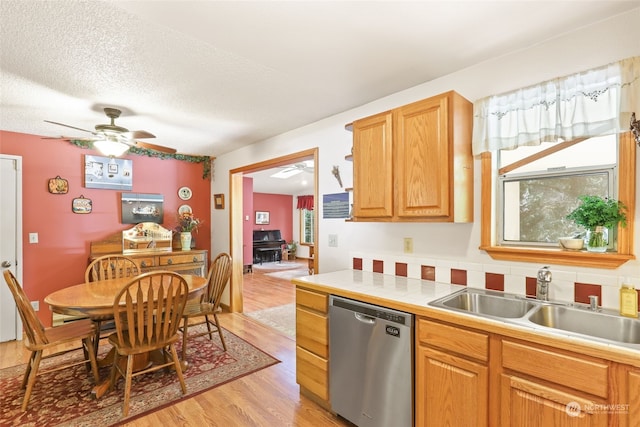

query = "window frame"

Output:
[[299, 208, 314, 245], [497, 164, 616, 247], [480, 132, 636, 268]]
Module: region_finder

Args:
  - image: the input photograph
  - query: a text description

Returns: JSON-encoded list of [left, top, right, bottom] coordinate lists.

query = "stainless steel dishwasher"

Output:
[[329, 295, 413, 427]]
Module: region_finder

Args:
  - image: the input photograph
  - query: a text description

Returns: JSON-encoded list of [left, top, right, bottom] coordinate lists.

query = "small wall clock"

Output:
[[178, 186, 192, 200]]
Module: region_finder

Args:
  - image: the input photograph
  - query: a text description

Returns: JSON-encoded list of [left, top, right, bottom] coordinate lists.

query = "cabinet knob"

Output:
[[1, 261, 11, 268], [167, 259, 173, 265], [140, 261, 147, 267], [193, 257, 197, 262]]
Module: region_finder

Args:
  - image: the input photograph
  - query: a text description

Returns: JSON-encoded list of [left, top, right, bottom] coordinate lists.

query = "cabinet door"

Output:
[[352, 111, 393, 218], [395, 95, 450, 219], [625, 369, 640, 427], [500, 374, 607, 427], [416, 346, 488, 427]]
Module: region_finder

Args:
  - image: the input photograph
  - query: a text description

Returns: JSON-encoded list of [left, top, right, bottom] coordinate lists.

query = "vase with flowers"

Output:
[[176, 212, 202, 251]]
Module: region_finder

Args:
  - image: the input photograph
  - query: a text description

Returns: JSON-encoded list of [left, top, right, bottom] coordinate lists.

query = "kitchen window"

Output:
[[497, 135, 616, 248], [475, 56, 638, 268]]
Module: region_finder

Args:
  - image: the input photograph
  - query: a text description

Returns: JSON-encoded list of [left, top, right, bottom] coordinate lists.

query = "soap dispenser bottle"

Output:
[[619, 282, 638, 318]]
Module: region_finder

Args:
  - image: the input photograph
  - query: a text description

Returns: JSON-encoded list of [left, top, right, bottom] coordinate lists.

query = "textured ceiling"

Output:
[[1, 0, 637, 159]]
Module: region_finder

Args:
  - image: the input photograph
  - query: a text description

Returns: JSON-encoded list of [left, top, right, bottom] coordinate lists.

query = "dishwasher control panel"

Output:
[[331, 297, 409, 325]]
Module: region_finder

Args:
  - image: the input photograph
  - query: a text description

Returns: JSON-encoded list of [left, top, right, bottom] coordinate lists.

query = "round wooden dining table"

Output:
[[44, 273, 207, 398], [44, 273, 207, 319]]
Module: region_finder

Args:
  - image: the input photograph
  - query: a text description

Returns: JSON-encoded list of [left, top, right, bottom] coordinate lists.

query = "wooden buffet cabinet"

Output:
[[89, 227, 208, 277], [350, 90, 473, 222], [294, 281, 640, 426]]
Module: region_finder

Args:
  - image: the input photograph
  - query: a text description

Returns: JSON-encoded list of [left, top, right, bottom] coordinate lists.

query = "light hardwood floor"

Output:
[[0, 261, 351, 426]]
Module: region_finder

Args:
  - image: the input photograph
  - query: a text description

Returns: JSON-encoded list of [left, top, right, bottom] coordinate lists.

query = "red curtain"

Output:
[[297, 195, 314, 210]]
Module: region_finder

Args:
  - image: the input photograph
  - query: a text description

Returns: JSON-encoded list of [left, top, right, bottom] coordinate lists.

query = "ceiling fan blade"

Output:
[[134, 141, 177, 154], [42, 135, 97, 142], [44, 120, 95, 134], [123, 130, 156, 139]]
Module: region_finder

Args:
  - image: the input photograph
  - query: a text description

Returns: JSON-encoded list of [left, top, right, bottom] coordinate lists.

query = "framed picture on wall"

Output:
[[84, 155, 133, 190], [255, 211, 270, 225]]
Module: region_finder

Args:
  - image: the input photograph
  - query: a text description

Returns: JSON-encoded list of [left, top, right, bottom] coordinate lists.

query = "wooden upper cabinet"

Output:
[[351, 91, 473, 222], [352, 110, 394, 218]]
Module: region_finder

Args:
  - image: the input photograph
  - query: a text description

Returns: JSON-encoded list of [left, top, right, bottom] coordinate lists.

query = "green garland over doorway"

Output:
[[69, 140, 213, 179]]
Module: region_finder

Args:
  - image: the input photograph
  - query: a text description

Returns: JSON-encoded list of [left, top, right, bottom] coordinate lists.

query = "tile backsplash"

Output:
[[351, 253, 640, 311]]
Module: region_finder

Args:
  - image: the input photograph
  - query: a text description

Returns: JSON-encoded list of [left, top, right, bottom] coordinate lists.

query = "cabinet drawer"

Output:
[[296, 287, 328, 313], [158, 253, 205, 266], [502, 340, 608, 398], [296, 307, 328, 358], [136, 257, 156, 268], [418, 318, 488, 362], [296, 345, 328, 401]]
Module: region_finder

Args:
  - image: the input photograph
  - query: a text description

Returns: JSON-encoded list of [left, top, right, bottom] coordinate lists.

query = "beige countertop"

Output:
[[293, 269, 640, 366]]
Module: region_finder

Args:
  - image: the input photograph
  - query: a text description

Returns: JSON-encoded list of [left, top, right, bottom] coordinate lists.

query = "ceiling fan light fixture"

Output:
[[93, 139, 130, 157]]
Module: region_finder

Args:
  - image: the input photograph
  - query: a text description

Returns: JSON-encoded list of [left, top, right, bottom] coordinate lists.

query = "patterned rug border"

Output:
[[0, 326, 280, 427]]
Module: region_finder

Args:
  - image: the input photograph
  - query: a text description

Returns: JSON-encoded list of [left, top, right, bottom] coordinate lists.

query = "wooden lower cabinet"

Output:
[[620, 368, 640, 427], [416, 317, 489, 426], [500, 374, 607, 427], [416, 316, 633, 426], [416, 346, 488, 426], [295, 286, 330, 408]]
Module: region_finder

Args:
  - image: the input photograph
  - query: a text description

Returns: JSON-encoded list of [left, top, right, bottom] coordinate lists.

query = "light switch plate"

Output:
[[328, 234, 338, 247], [29, 233, 38, 244]]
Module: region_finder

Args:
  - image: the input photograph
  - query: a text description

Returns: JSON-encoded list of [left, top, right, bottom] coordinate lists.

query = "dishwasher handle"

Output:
[[354, 312, 375, 324]]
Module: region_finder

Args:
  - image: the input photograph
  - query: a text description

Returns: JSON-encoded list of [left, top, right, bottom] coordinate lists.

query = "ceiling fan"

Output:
[[278, 161, 314, 174], [44, 107, 176, 156]]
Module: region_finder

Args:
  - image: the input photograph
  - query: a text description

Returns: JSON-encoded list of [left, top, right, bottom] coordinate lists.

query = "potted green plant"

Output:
[[287, 240, 298, 258], [566, 196, 627, 252]]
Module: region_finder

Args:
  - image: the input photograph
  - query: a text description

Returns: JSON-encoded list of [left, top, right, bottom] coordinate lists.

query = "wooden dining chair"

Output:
[[2, 270, 100, 411], [179, 253, 232, 359], [108, 271, 189, 416], [85, 254, 140, 282], [85, 255, 141, 352]]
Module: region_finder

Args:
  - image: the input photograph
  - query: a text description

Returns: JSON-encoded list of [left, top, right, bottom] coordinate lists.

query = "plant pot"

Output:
[[586, 226, 608, 252], [180, 232, 192, 251]]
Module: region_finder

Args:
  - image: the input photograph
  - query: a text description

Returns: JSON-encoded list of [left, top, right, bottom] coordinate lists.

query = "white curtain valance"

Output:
[[472, 56, 640, 155]]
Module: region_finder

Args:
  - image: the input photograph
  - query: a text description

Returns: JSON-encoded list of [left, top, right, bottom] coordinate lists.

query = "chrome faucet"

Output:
[[589, 295, 599, 311], [536, 266, 552, 301]]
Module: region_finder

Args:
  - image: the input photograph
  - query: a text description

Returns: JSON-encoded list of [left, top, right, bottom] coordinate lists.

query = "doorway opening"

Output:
[[228, 148, 318, 313]]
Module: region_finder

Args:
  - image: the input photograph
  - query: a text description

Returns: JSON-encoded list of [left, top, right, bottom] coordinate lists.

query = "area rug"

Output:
[[264, 268, 310, 281], [246, 303, 296, 339], [0, 326, 279, 427]]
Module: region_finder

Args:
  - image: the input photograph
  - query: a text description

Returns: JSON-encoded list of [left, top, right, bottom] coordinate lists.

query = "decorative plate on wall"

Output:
[[178, 186, 192, 200], [48, 176, 68, 194], [178, 204, 192, 215], [72, 195, 92, 214]]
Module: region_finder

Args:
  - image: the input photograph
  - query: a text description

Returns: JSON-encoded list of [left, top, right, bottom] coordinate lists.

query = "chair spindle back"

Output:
[[112, 271, 188, 348], [3, 270, 48, 345]]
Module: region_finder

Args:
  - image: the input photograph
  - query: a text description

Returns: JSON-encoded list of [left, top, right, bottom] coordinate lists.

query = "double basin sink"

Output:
[[429, 288, 640, 350]]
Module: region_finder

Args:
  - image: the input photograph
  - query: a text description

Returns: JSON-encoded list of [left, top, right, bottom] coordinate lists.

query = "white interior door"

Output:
[[0, 155, 23, 342]]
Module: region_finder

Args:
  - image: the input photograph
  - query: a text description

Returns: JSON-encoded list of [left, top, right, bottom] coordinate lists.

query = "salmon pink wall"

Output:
[[0, 131, 211, 327], [253, 193, 293, 243]]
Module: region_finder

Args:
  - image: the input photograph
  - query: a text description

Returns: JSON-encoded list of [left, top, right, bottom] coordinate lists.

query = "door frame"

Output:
[[1, 154, 23, 341], [228, 148, 318, 312]]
